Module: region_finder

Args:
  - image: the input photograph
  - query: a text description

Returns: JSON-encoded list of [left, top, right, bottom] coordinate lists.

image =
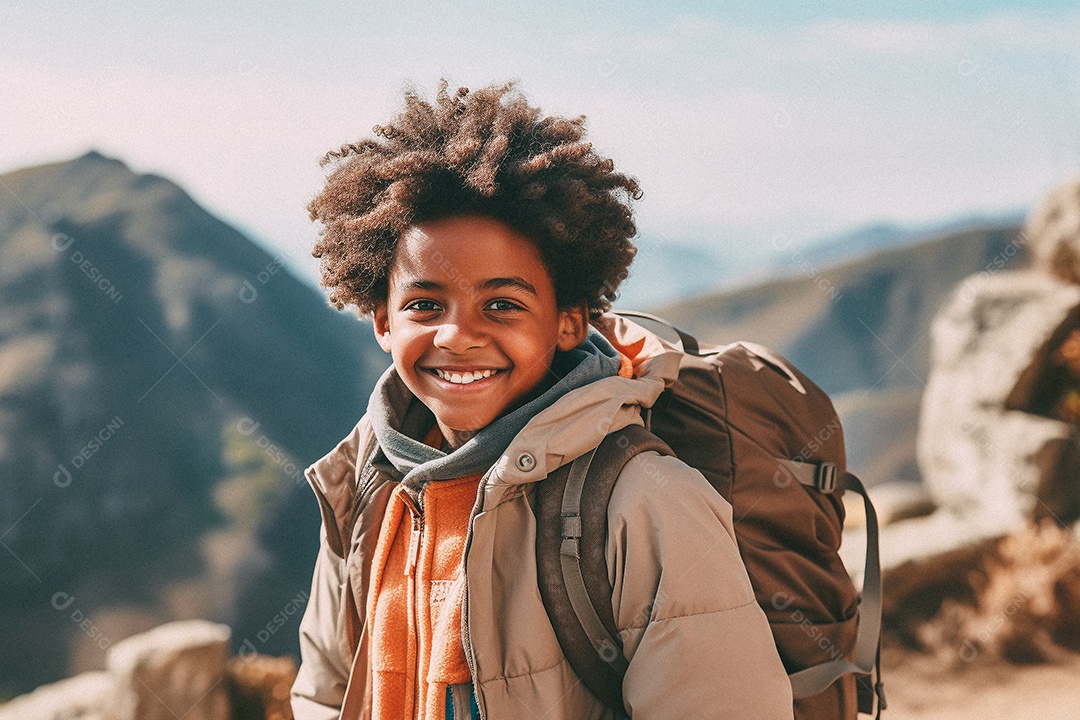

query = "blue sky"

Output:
[[3, 1, 1079, 285]]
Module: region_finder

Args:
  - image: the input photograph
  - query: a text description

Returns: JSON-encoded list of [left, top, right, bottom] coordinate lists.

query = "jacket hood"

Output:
[[486, 315, 681, 493]]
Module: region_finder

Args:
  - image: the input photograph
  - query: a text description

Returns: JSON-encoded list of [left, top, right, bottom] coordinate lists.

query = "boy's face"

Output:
[[372, 215, 588, 446]]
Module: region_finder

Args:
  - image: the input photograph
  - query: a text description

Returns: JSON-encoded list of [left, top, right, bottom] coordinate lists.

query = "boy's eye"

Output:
[[485, 299, 522, 312], [405, 299, 441, 312]]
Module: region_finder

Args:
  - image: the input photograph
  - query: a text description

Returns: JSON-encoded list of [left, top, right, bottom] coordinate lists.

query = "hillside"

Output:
[[655, 222, 1025, 485], [0, 152, 388, 696]]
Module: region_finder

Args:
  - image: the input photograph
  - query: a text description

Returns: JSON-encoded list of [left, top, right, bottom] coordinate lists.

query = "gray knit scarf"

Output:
[[368, 329, 621, 495]]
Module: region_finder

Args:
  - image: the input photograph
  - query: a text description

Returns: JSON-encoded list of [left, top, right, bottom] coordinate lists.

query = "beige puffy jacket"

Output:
[[291, 318, 794, 719]]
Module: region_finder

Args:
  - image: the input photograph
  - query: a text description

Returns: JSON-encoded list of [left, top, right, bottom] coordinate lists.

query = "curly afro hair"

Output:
[[308, 80, 642, 320]]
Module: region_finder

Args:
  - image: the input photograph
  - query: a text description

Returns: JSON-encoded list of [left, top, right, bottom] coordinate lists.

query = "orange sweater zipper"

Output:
[[403, 491, 423, 719]]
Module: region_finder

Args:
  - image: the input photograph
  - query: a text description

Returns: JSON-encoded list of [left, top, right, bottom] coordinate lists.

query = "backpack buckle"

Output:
[[815, 462, 838, 493]]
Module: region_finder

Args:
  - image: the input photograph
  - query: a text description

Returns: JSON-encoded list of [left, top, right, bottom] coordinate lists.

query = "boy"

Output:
[[291, 81, 793, 719]]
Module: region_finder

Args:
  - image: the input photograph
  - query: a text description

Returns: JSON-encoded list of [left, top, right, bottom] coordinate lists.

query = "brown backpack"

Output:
[[534, 313, 884, 719]]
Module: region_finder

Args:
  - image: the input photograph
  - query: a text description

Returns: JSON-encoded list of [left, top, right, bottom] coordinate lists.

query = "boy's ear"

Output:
[[556, 303, 589, 352], [372, 304, 393, 353]]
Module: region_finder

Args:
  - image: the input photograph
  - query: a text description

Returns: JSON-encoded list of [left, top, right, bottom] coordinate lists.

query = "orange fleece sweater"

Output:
[[367, 471, 480, 720]]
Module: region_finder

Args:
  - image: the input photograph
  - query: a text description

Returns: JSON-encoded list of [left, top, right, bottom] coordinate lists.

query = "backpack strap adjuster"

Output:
[[778, 458, 841, 494], [815, 462, 838, 493], [560, 514, 583, 558]]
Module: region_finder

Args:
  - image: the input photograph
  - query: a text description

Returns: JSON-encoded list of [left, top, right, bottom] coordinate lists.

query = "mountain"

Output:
[[653, 221, 1026, 487], [787, 212, 1026, 269], [615, 213, 1026, 311], [0, 151, 388, 696]]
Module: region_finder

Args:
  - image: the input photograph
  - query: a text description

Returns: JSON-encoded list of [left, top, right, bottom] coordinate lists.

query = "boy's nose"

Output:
[[433, 319, 485, 353]]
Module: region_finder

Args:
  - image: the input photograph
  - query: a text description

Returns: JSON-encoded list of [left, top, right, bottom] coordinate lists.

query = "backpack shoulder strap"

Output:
[[534, 424, 672, 714]]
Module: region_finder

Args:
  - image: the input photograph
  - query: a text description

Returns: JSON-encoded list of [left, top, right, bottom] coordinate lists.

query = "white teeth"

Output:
[[435, 368, 496, 384]]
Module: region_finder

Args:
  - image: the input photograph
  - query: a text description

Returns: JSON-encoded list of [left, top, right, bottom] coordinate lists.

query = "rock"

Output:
[[840, 506, 1002, 589], [843, 481, 935, 529], [0, 623, 304, 720], [0, 671, 112, 720], [1025, 178, 1080, 284], [917, 269, 1080, 528], [840, 481, 938, 584], [105, 620, 231, 720]]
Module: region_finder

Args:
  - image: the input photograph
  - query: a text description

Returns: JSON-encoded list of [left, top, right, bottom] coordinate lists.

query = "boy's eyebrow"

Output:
[[398, 277, 539, 296], [401, 279, 445, 291], [480, 277, 538, 296]]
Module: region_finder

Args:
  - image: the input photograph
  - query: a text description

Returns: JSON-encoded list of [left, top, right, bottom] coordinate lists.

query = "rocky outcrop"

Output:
[[858, 179, 1080, 575], [0, 672, 113, 720], [0, 621, 296, 720], [917, 270, 1080, 530], [883, 522, 1080, 665]]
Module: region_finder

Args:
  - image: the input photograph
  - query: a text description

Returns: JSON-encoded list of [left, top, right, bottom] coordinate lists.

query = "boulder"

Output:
[[899, 522, 1080, 663], [917, 270, 1080, 527], [844, 269, 1080, 582], [0, 621, 305, 720], [105, 620, 231, 720], [0, 671, 111, 720]]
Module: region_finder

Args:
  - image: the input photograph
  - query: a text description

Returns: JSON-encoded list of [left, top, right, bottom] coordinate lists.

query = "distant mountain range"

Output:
[[782, 212, 1026, 268], [0, 150, 1029, 697], [0, 151, 387, 696], [615, 212, 1025, 310]]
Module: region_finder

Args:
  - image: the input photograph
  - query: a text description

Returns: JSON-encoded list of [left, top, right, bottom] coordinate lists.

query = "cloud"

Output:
[[792, 11, 1080, 60]]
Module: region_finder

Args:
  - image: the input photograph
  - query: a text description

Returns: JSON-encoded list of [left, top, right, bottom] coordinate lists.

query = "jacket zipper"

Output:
[[402, 489, 424, 719], [460, 473, 489, 720]]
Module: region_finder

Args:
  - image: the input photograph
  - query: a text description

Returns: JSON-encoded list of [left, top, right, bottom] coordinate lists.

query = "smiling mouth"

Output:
[[432, 368, 504, 385]]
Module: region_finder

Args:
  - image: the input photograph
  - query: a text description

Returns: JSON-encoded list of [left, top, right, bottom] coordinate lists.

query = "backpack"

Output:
[[534, 312, 885, 719]]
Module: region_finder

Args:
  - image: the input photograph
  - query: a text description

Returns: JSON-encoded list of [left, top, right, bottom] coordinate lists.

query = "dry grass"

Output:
[[225, 655, 297, 720], [912, 522, 1080, 666]]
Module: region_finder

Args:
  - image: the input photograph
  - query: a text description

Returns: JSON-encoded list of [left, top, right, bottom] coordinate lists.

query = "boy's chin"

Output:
[[432, 409, 498, 437]]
